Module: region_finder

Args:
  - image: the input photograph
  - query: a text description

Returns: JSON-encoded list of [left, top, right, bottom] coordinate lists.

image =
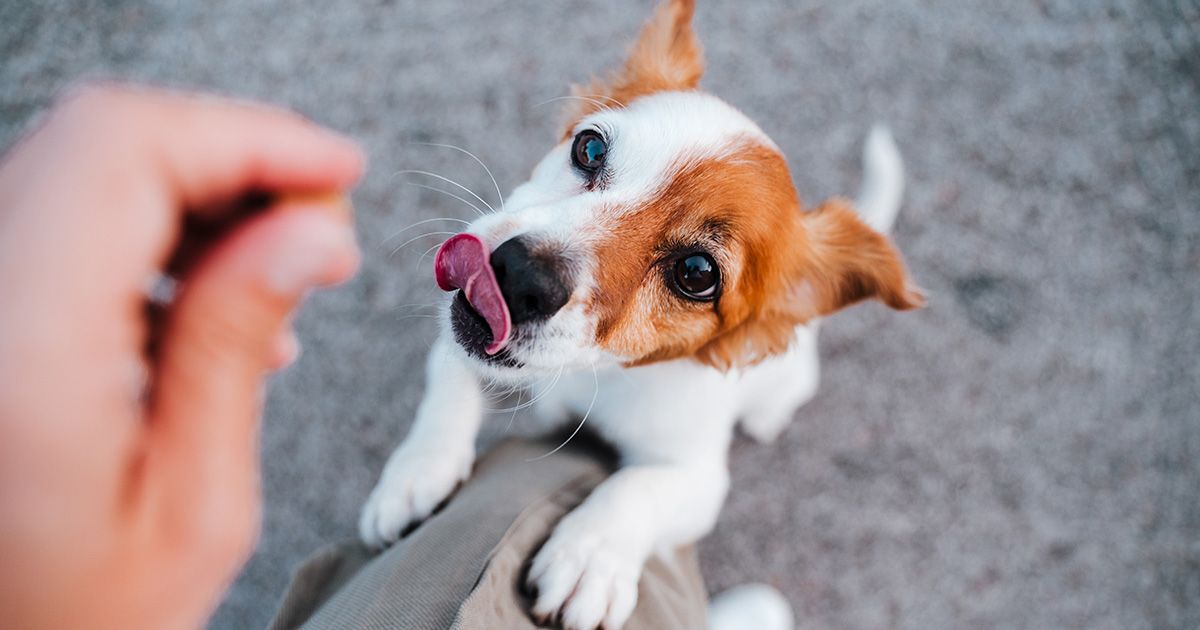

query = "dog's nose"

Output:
[[490, 236, 570, 325]]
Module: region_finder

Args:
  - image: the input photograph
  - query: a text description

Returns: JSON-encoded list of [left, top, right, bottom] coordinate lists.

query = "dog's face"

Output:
[[439, 0, 921, 382]]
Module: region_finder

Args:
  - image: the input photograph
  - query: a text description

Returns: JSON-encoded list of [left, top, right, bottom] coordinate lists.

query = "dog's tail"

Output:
[[855, 124, 904, 234]]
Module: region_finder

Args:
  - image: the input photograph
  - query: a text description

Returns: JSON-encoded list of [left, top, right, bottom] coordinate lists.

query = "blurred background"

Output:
[[2, 1, 1197, 628]]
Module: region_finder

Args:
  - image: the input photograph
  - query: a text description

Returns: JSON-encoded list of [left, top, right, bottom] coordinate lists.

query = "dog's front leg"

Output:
[[359, 336, 483, 548], [527, 460, 730, 630]]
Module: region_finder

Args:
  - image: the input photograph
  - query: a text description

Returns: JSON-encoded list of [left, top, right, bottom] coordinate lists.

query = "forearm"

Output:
[[359, 334, 486, 547], [578, 462, 730, 555]]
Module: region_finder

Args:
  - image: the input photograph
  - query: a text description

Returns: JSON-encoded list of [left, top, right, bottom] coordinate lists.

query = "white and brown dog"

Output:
[[360, 1, 921, 628]]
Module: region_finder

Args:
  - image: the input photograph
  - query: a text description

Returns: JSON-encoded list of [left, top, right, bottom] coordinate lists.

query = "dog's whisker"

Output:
[[484, 379, 522, 402], [478, 376, 500, 396], [412, 142, 506, 212], [415, 241, 445, 273], [576, 93, 626, 108], [490, 384, 520, 401], [490, 372, 560, 414], [567, 95, 614, 112], [394, 169, 497, 214], [526, 363, 599, 462], [535, 95, 614, 114], [481, 375, 516, 399], [381, 217, 471, 246], [503, 388, 524, 434], [402, 182, 487, 218], [389, 231, 458, 257], [616, 368, 636, 385], [518, 363, 567, 411], [480, 376, 503, 396], [489, 362, 565, 413], [394, 302, 442, 312]]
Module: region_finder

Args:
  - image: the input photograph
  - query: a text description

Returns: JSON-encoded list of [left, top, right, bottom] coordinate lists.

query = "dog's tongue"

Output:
[[435, 233, 511, 355]]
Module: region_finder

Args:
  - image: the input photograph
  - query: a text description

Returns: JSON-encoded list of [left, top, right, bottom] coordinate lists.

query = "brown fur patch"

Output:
[[560, 0, 703, 138], [590, 140, 799, 365], [588, 143, 922, 371], [801, 199, 926, 314]]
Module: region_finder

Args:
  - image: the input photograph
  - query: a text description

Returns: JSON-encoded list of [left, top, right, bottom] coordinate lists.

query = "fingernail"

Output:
[[316, 126, 359, 150], [270, 327, 301, 370], [266, 210, 358, 295], [318, 130, 367, 179]]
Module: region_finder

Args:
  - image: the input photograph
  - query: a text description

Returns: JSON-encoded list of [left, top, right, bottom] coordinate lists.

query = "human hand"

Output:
[[0, 85, 364, 629]]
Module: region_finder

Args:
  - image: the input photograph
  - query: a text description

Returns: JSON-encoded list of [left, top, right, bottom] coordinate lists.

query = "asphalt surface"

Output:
[[2, 1, 1197, 628]]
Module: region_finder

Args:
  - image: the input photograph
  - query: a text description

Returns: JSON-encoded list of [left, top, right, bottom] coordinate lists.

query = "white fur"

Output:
[[359, 338, 481, 548], [360, 104, 903, 628], [856, 124, 904, 233], [708, 583, 795, 630]]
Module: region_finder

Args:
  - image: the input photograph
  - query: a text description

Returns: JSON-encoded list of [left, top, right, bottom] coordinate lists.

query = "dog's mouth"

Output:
[[436, 233, 520, 367], [435, 233, 512, 354], [450, 291, 521, 367]]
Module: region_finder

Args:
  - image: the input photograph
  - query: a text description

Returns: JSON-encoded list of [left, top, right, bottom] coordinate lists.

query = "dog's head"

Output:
[[436, 0, 922, 382]]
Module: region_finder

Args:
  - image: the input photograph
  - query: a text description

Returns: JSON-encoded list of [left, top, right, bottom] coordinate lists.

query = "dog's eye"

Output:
[[571, 130, 607, 174], [672, 253, 719, 300]]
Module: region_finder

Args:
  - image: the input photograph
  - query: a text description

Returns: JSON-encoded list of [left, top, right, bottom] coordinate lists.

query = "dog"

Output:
[[360, 1, 922, 628]]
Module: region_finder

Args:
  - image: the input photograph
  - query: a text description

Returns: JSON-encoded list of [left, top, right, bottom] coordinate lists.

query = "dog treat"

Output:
[[279, 191, 354, 219], [165, 191, 352, 279]]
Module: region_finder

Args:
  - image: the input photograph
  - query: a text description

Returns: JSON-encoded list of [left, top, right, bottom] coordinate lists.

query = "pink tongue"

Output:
[[434, 233, 512, 355]]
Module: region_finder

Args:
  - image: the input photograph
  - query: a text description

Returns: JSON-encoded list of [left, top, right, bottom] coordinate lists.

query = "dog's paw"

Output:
[[358, 443, 473, 548], [526, 520, 645, 630]]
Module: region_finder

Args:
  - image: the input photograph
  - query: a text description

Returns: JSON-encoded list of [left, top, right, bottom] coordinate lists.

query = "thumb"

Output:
[[147, 203, 358, 527]]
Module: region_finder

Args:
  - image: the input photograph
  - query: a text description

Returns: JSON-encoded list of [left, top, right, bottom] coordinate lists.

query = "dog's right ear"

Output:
[[561, 0, 703, 137]]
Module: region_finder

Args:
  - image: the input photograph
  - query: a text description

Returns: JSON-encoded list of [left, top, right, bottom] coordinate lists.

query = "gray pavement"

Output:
[[2, 1, 1197, 628]]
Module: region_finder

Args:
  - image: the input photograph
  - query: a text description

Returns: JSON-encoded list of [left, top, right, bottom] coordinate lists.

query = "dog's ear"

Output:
[[614, 0, 703, 96], [798, 198, 925, 317], [695, 199, 922, 370], [562, 0, 703, 135]]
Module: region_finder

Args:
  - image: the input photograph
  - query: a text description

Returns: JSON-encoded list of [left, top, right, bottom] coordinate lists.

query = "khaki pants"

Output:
[[269, 440, 709, 629]]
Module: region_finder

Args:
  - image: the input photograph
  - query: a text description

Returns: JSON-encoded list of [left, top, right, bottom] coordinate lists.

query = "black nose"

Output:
[[490, 236, 570, 325]]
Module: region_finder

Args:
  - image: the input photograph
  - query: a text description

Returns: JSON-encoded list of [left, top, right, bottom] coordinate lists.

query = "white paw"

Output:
[[358, 442, 473, 548], [526, 517, 645, 630], [709, 584, 794, 630]]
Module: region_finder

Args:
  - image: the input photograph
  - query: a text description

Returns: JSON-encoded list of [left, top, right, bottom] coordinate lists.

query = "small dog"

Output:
[[361, 1, 921, 628]]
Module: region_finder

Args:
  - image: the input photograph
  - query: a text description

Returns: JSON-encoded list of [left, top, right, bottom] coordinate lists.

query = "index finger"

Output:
[[57, 84, 366, 210], [3, 84, 365, 287]]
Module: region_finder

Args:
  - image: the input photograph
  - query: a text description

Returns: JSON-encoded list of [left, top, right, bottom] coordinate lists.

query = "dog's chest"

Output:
[[531, 359, 744, 462]]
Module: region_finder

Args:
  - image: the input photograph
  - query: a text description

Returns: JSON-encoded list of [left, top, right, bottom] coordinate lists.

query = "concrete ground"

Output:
[[2, 1, 1197, 628]]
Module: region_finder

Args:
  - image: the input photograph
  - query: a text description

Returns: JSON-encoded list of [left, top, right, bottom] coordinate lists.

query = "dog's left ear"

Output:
[[798, 199, 925, 317], [562, 0, 703, 134]]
